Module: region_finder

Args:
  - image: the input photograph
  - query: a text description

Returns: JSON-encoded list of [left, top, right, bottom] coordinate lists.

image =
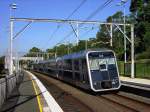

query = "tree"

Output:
[[130, 0, 150, 59], [0, 56, 5, 74], [29, 47, 41, 53], [25, 47, 42, 57], [96, 11, 126, 59]]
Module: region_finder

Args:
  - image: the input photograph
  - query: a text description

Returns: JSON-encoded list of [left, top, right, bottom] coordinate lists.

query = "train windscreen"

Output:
[[88, 52, 116, 71], [88, 51, 120, 90]]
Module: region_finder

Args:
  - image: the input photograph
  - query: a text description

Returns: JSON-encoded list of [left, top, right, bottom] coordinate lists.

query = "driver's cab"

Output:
[[87, 50, 120, 90]]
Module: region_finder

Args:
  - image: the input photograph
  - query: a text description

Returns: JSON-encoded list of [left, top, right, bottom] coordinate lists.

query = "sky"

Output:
[[0, 0, 131, 56]]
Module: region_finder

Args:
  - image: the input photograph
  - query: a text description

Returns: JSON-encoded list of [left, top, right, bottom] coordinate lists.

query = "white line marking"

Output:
[[26, 70, 63, 112]]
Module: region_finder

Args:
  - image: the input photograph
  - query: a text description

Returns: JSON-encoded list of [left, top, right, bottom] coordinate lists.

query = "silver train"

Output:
[[31, 49, 121, 92]]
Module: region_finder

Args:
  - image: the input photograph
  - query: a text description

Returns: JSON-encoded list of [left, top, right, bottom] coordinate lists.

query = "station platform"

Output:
[[120, 76, 150, 91], [0, 71, 63, 112]]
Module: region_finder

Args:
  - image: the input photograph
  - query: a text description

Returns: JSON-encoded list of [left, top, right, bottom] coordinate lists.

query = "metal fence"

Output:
[[0, 73, 23, 109], [118, 61, 150, 79]]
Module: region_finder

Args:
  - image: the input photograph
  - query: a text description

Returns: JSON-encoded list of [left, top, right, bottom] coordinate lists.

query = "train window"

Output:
[[68, 59, 72, 70], [107, 58, 115, 64], [74, 60, 79, 70], [89, 59, 100, 70], [99, 64, 107, 71], [89, 58, 116, 71], [81, 59, 88, 81], [81, 59, 87, 70], [64, 59, 72, 70], [88, 52, 116, 71]]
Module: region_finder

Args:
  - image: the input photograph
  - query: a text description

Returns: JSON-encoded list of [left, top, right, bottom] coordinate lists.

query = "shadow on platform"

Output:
[[0, 73, 42, 112]]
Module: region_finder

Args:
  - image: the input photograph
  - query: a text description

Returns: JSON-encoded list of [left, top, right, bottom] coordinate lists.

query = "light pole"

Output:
[[117, 0, 128, 63], [9, 3, 17, 75], [76, 23, 79, 46]]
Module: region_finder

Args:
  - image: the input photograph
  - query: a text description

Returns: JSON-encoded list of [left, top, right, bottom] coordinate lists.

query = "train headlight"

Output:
[[112, 80, 116, 84], [112, 78, 118, 84]]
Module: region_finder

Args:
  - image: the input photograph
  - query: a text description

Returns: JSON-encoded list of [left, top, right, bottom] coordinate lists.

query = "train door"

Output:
[[81, 59, 89, 84], [73, 59, 80, 82], [57, 60, 63, 79]]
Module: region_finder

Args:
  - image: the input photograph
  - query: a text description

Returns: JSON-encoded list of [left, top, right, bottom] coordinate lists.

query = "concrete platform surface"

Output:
[[120, 76, 150, 91], [0, 70, 63, 112], [0, 72, 40, 112]]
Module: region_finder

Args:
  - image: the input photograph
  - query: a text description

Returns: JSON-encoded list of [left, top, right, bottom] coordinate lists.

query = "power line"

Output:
[[80, 25, 98, 38], [44, 0, 87, 49], [66, 0, 87, 19], [80, 0, 113, 27], [55, 0, 114, 46]]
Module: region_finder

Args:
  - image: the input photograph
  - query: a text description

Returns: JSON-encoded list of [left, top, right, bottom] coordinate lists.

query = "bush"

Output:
[[136, 49, 150, 60], [0, 64, 4, 74]]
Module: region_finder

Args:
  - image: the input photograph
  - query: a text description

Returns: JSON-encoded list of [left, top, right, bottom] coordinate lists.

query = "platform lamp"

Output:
[[9, 3, 17, 75]]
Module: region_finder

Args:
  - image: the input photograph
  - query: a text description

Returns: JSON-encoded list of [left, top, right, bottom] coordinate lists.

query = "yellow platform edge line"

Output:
[[30, 76, 43, 112]]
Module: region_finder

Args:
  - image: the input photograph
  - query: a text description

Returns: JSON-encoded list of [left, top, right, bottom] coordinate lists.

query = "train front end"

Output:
[[87, 50, 121, 92]]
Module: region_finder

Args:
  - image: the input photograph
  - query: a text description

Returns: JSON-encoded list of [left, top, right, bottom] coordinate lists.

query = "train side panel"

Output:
[[31, 49, 121, 92]]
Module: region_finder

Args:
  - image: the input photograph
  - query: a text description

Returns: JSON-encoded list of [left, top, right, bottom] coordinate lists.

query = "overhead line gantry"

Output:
[[9, 17, 135, 79]]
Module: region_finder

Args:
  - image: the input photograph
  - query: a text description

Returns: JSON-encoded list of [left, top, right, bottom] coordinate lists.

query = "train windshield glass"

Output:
[[88, 52, 116, 71]]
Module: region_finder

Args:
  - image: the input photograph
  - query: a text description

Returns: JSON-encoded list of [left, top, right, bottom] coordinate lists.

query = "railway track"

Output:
[[32, 71, 93, 112], [99, 93, 150, 112], [32, 71, 150, 112]]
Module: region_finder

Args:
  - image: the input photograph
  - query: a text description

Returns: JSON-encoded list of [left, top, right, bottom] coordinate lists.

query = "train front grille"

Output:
[[93, 81, 112, 90], [101, 81, 112, 89]]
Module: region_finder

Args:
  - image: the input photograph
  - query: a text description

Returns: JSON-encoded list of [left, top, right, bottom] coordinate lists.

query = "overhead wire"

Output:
[[66, 0, 87, 19], [55, 0, 114, 45], [80, 25, 98, 38], [79, 0, 113, 27], [44, 0, 87, 49]]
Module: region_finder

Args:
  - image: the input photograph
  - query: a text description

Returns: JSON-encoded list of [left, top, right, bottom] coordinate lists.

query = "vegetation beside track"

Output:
[[118, 59, 150, 79]]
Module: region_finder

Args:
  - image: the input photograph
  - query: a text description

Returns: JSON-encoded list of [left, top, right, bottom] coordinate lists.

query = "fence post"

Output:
[[124, 63, 126, 76], [144, 63, 145, 77], [135, 63, 136, 78], [5, 76, 8, 100]]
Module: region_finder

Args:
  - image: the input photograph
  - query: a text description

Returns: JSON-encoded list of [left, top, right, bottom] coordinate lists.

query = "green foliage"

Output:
[[130, 0, 143, 14], [0, 56, 5, 64], [56, 44, 69, 56], [130, 0, 150, 59], [0, 56, 5, 74], [25, 47, 42, 57], [136, 47, 150, 59], [29, 47, 41, 53], [96, 11, 126, 60], [143, 22, 150, 48]]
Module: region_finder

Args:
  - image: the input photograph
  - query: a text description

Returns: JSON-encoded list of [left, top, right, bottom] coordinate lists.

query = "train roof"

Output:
[[34, 48, 113, 63], [60, 48, 113, 60]]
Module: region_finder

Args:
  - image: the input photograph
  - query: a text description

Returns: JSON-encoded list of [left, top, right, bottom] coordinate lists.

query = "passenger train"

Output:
[[31, 49, 121, 92]]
